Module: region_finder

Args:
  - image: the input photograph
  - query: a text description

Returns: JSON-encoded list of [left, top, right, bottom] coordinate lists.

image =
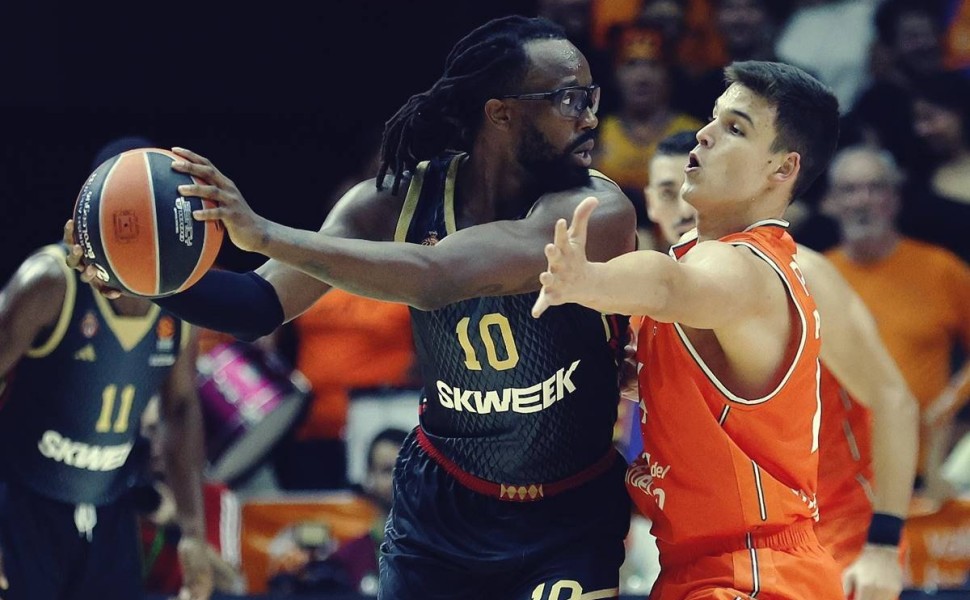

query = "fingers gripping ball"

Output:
[[72, 148, 224, 297]]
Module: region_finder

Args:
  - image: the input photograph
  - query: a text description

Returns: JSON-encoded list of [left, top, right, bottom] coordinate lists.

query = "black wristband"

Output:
[[866, 512, 904, 546], [154, 270, 285, 341]]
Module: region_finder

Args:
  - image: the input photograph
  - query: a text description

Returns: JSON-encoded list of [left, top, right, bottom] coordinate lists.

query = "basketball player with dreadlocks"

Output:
[[68, 15, 638, 600]]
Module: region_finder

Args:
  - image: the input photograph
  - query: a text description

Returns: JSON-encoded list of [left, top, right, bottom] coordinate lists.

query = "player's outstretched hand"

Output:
[[532, 196, 599, 319], [175, 536, 214, 600], [62, 220, 123, 299], [842, 544, 903, 600], [171, 147, 271, 254]]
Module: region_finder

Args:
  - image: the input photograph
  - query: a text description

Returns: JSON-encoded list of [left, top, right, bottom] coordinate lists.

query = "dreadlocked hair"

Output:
[[377, 15, 567, 194]]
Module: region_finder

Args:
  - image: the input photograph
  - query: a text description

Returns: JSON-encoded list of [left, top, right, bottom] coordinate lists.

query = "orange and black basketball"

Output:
[[72, 148, 223, 297]]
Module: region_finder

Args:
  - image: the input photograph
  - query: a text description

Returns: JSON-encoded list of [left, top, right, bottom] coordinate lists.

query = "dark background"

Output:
[[0, 0, 541, 281]]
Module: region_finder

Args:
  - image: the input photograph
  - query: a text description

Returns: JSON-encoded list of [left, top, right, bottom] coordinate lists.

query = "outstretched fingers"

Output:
[[532, 197, 601, 319], [566, 196, 599, 251], [171, 147, 232, 188]]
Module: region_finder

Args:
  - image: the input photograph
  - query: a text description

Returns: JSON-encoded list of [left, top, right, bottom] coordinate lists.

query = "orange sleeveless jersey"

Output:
[[629, 221, 823, 548], [815, 363, 875, 569]]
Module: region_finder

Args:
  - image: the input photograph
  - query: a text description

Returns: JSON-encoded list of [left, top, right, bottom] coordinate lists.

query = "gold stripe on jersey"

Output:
[[588, 168, 618, 187], [27, 245, 78, 358], [179, 321, 192, 352], [92, 290, 160, 352], [394, 161, 429, 243], [443, 155, 464, 235]]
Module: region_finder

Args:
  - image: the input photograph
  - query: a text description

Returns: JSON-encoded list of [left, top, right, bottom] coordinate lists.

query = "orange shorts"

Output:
[[815, 511, 907, 575], [652, 521, 844, 600], [816, 512, 869, 572]]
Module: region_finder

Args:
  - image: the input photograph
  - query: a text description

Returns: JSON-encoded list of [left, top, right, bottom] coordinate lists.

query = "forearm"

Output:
[[261, 222, 466, 310], [154, 270, 284, 341], [262, 223, 439, 305], [954, 361, 970, 403], [572, 251, 675, 317], [925, 361, 970, 426], [921, 420, 954, 481], [870, 386, 919, 517], [162, 396, 206, 539]]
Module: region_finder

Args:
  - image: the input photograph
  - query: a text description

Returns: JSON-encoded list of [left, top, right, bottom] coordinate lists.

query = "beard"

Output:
[[517, 124, 591, 194]]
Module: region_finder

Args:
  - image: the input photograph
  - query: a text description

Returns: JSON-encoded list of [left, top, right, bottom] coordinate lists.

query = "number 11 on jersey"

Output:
[[95, 384, 135, 433]]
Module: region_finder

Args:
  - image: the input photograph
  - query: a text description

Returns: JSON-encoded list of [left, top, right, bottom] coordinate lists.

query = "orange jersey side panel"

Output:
[[629, 223, 823, 547], [815, 364, 875, 568]]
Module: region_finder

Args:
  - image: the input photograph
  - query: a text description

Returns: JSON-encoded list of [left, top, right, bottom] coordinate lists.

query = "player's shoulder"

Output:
[[340, 173, 408, 207], [0, 244, 71, 328], [322, 174, 411, 240], [794, 243, 831, 273], [535, 174, 633, 218], [16, 244, 73, 289], [681, 239, 786, 293]]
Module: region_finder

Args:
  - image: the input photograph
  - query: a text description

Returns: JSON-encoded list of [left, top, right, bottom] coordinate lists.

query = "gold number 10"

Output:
[[456, 314, 520, 371], [96, 384, 135, 433]]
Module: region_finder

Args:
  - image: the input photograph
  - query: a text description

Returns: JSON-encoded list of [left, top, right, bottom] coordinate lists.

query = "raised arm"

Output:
[[796, 245, 917, 600], [175, 148, 637, 311], [532, 198, 783, 330], [65, 151, 406, 340]]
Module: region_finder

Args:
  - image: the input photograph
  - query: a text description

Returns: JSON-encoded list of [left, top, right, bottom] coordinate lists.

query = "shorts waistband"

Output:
[[659, 519, 819, 567], [415, 426, 617, 502]]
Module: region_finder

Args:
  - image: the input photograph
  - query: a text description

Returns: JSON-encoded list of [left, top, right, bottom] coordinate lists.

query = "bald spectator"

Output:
[[822, 144, 970, 500]]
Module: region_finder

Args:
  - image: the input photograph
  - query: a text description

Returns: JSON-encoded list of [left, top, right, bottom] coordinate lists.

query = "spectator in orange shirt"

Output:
[[272, 289, 419, 491], [592, 23, 702, 227], [823, 144, 970, 499]]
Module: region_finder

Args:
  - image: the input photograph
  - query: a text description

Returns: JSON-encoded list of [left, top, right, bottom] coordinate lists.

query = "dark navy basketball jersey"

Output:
[[395, 153, 629, 485], [0, 244, 188, 505]]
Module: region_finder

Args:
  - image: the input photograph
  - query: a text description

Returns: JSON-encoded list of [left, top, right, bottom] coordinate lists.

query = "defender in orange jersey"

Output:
[[635, 130, 919, 600], [534, 61, 845, 599]]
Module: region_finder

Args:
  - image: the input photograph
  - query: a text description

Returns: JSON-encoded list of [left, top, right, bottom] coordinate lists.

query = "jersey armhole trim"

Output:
[[443, 155, 463, 235], [671, 241, 807, 406], [179, 320, 191, 352], [26, 245, 77, 358], [394, 161, 429, 243]]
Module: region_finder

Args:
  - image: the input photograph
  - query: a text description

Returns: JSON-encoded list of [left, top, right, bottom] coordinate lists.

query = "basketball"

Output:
[[72, 148, 224, 297]]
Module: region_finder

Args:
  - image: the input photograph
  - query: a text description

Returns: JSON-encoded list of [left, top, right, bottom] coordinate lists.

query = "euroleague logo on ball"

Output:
[[113, 211, 140, 242], [72, 148, 224, 297], [173, 197, 195, 247], [74, 178, 98, 261], [74, 175, 113, 283]]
